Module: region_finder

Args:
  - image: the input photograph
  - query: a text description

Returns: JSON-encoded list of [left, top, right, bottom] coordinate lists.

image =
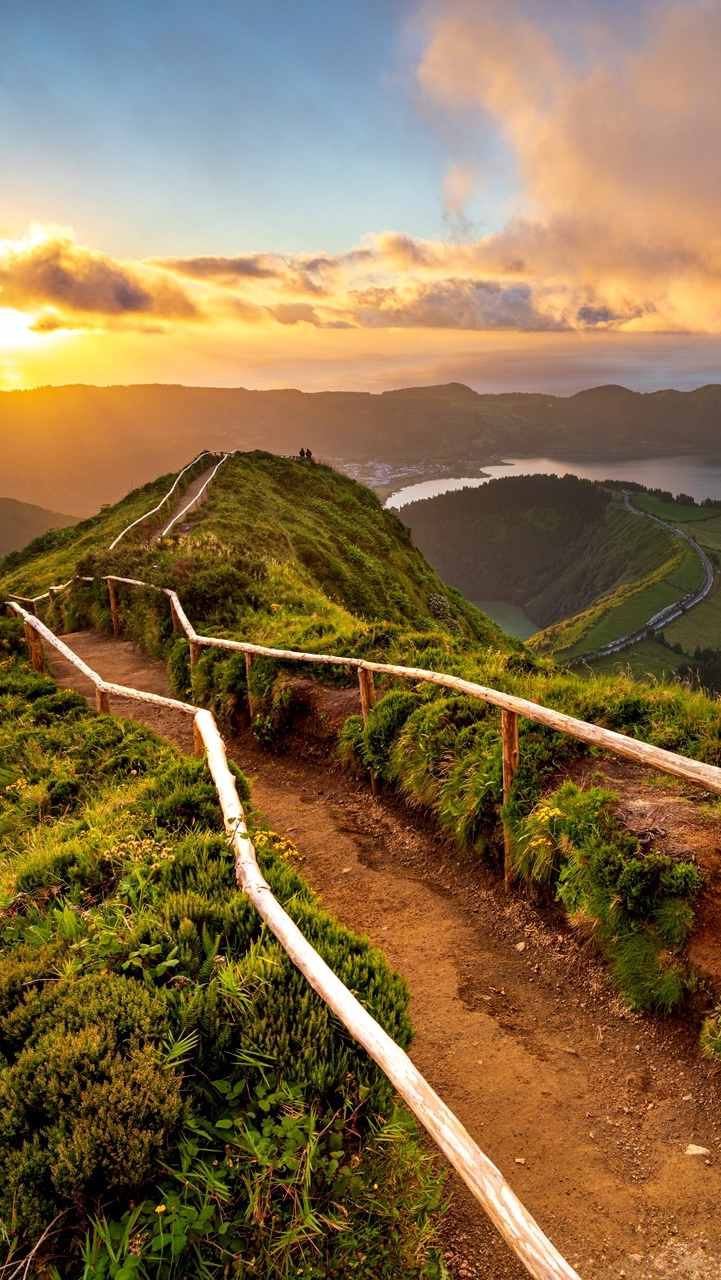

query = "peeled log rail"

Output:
[[19, 573, 721, 797], [159, 453, 232, 538], [107, 451, 220, 551], [7, 605, 197, 717], [19, 573, 721, 798], [196, 707, 584, 1280], [6, 597, 583, 1280]]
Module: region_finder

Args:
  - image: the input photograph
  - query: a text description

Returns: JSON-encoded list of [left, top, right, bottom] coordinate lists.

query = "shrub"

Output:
[[361, 691, 423, 781], [515, 782, 703, 1012], [0, 649, 445, 1278]]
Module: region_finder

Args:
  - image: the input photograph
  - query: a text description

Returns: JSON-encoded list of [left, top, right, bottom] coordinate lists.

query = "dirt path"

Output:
[[47, 632, 721, 1280], [149, 460, 223, 543]]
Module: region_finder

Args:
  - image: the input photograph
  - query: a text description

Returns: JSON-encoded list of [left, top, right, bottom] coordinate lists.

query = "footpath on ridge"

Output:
[[149, 460, 224, 542], [46, 630, 721, 1280]]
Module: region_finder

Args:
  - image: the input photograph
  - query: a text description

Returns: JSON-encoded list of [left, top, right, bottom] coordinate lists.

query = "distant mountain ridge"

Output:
[[0, 496, 78, 556], [2, 381, 720, 514]]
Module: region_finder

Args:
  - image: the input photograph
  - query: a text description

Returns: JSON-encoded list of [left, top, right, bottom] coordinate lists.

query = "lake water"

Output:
[[473, 600, 540, 640], [386, 454, 721, 509]]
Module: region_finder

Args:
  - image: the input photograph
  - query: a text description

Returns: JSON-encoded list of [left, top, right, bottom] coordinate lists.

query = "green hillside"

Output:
[[0, 495, 78, 556], [0, 451, 506, 658], [7, 453, 721, 1029], [0, 618, 443, 1277], [398, 474, 692, 655]]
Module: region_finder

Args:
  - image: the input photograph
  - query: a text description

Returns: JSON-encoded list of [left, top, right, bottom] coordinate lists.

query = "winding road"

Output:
[[586, 494, 714, 660]]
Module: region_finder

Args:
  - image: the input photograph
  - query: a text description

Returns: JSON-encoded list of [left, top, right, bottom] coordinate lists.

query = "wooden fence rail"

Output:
[[159, 453, 232, 538], [5, 594, 583, 1280], [16, 570, 721, 879], [107, 451, 223, 551], [9, 563, 721, 1276]]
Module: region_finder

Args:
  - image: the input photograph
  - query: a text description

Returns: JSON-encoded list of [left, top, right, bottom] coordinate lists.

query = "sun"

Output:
[[0, 307, 37, 348]]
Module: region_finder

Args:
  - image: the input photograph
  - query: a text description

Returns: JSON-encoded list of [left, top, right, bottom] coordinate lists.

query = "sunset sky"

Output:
[[1, 0, 720, 394]]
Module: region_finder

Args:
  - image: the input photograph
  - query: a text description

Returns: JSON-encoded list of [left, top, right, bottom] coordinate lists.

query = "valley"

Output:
[[398, 473, 721, 682]]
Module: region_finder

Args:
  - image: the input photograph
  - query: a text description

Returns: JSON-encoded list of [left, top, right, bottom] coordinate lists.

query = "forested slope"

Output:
[[399, 474, 680, 631]]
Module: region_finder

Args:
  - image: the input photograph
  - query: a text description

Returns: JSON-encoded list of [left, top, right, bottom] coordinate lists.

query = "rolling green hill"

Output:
[[0, 451, 507, 659], [7, 452, 721, 1032], [0, 495, 78, 556]]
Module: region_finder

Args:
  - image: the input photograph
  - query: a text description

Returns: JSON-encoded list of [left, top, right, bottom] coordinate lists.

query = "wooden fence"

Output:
[[107, 450, 226, 551], [108, 574, 721, 890], [5, 581, 587, 1280], [11, 568, 721, 1278]]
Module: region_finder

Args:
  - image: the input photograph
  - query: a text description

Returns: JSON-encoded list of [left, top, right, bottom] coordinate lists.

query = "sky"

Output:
[[1, 0, 720, 394]]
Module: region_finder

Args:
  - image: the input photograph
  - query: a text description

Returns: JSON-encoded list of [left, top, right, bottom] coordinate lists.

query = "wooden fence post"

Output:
[[169, 600, 180, 633], [245, 652, 256, 718], [358, 666, 376, 722], [358, 667, 379, 795], [189, 640, 200, 669], [193, 720, 205, 756], [107, 578, 120, 637], [24, 621, 45, 672], [501, 709, 520, 894], [96, 686, 111, 715]]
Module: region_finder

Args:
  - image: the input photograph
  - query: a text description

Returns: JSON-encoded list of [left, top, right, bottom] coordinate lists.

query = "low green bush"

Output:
[[0, 628, 446, 1278], [514, 782, 703, 1012]]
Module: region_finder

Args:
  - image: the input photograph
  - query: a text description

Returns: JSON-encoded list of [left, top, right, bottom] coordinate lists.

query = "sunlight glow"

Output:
[[0, 307, 36, 349]]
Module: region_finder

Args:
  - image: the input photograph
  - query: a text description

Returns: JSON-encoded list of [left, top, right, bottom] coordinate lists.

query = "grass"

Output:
[[0, 617, 446, 1279], [513, 781, 701, 1011], [677, 513, 721, 551], [539, 528, 706, 659], [664, 574, 721, 651], [1, 452, 506, 665], [585, 638, 685, 681], [634, 493, 721, 523], [9, 452, 721, 1032], [0, 458, 213, 596]]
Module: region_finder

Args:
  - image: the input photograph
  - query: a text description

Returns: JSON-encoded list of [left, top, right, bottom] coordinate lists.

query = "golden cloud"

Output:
[[0, 226, 198, 332], [415, 0, 721, 332]]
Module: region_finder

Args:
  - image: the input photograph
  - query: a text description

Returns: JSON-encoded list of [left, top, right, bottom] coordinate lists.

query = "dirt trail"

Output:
[[149, 460, 222, 543], [47, 632, 721, 1280]]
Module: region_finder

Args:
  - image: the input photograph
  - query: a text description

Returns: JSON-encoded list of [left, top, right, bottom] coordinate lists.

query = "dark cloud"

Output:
[[0, 232, 197, 321], [157, 254, 282, 282], [350, 278, 567, 330]]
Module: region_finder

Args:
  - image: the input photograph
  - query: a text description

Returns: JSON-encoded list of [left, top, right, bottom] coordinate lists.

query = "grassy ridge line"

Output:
[[0, 452, 507, 662], [0, 456, 225, 594], [0, 617, 445, 1279]]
